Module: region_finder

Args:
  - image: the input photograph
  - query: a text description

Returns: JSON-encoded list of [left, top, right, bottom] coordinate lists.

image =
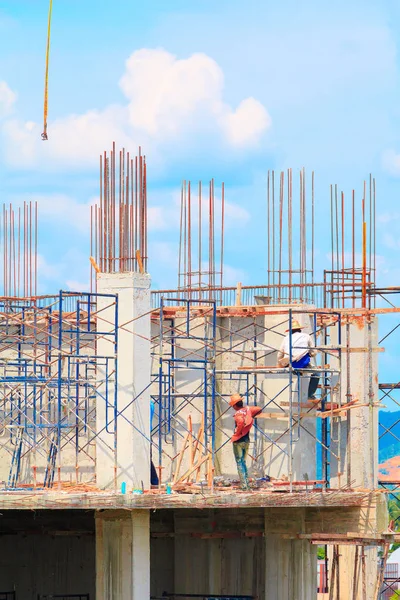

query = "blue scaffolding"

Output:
[[153, 298, 216, 480], [0, 291, 118, 489], [151, 299, 343, 489]]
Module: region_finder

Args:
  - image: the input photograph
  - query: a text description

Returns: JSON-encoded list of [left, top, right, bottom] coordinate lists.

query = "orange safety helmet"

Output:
[[229, 393, 244, 407]]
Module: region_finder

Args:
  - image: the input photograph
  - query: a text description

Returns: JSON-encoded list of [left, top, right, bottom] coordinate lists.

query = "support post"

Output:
[[329, 317, 380, 599], [96, 272, 151, 490], [265, 508, 317, 600], [96, 509, 150, 600]]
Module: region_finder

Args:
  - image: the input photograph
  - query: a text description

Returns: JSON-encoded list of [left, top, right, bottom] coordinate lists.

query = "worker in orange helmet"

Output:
[[230, 393, 263, 491]]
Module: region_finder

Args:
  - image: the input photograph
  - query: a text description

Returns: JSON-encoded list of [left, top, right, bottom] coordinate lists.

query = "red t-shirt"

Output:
[[232, 406, 262, 442]]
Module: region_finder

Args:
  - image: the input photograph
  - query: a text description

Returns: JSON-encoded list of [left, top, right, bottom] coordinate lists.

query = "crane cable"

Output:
[[41, 0, 53, 141]]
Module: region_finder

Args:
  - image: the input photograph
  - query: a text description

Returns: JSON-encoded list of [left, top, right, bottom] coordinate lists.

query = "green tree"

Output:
[[388, 496, 400, 554]]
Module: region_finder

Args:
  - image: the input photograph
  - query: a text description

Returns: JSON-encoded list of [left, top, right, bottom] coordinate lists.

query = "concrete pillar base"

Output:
[[96, 509, 150, 600], [265, 534, 317, 600], [331, 545, 378, 600]]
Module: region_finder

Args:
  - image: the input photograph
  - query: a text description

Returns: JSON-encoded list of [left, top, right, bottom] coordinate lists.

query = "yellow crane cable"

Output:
[[41, 0, 53, 141]]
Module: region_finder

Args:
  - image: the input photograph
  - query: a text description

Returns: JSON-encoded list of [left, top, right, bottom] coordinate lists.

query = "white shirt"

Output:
[[278, 332, 316, 367]]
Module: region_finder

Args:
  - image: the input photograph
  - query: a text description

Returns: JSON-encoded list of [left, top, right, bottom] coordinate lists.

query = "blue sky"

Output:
[[1, 0, 400, 403]]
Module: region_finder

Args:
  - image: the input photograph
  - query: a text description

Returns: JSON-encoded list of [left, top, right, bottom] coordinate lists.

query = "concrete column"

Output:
[[329, 545, 378, 600], [330, 317, 379, 490], [332, 492, 388, 600], [264, 535, 317, 600], [327, 318, 380, 599], [96, 509, 150, 600], [96, 272, 151, 490], [265, 508, 317, 600]]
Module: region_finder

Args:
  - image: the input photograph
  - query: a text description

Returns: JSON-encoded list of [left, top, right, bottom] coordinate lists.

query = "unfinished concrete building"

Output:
[[0, 145, 397, 600]]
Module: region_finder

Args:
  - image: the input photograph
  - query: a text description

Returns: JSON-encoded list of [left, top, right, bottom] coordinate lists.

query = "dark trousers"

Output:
[[150, 446, 159, 486], [308, 372, 320, 398], [151, 461, 159, 486]]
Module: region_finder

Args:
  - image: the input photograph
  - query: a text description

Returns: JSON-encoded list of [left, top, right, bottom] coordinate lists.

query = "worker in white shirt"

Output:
[[277, 320, 319, 400]]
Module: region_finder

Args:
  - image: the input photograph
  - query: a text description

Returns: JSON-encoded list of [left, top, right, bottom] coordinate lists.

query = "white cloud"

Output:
[[37, 254, 61, 280], [10, 193, 95, 234], [3, 106, 131, 168], [382, 150, 400, 177], [378, 211, 400, 224], [221, 98, 271, 147], [147, 189, 181, 231], [121, 50, 223, 136], [35, 252, 90, 294], [66, 279, 90, 292], [0, 81, 16, 118], [223, 264, 247, 286], [150, 242, 179, 267], [382, 233, 400, 251], [224, 201, 250, 226], [1, 49, 271, 170]]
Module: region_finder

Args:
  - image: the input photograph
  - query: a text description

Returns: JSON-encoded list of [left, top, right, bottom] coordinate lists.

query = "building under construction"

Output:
[[0, 144, 398, 599]]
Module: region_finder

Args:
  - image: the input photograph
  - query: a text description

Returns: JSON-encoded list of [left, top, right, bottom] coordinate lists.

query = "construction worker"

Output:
[[230, 393, 262, 491], [277, 320, 319, 400]]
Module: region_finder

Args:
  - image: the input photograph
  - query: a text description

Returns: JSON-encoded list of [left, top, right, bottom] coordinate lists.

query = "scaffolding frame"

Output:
[[0, 291, 118, 490], [150, 298, 350, 490]]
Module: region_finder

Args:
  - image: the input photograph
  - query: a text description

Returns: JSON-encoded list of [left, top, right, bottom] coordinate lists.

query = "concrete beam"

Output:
[[0, 489, 386, 512]]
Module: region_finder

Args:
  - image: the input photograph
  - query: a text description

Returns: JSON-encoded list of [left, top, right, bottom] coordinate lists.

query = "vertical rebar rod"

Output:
[[198, 182, 202, 295], [288, 168, 292, 302], [220, 182, 225, 303], [267, 171, 270, 289], [303, 168, 306, 290], [188, 181, 192, 295], [311, 171, 315, 300], [178, 183, 184, 291], [91, 145, 148, 277], [272, 171, 275, 300], [278, 171, 284, 302], [341, 192, 345, 308]]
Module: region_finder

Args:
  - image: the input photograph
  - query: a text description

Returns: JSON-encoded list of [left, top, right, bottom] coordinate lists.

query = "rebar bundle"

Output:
[[178, 179, 225, 300], [0, 201, 38, 298], [91, 143, 147, 285]]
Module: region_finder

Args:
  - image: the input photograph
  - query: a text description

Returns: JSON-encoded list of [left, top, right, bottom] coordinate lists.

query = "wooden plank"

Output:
[[190, 414, 204, 483], [273, 480, 325, 487], [89, 256, 100, 273], [257, 411, 320, 419], [318, 345, 384, 354], [318, 402, 378, 419], [235, 282, 242, 306], [135, 249, 144, 274], [173, 430, 191, 484], [188, 415, 193, 470], [174, 454, 210, 485]]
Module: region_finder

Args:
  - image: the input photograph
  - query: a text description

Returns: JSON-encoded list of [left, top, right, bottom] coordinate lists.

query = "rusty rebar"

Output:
[[91, 144, 148, 276], [178, 180, 225, 300], [1, 201, 38, 297]]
